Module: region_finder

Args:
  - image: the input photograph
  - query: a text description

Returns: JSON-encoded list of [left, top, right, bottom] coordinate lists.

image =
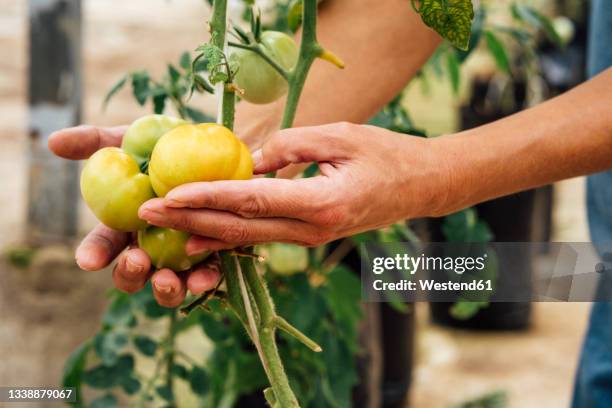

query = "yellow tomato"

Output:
[[148, 123, 253, 197]]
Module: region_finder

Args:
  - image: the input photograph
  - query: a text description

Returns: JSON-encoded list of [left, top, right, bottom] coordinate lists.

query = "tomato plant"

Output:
[[64, 1, 499, 407]]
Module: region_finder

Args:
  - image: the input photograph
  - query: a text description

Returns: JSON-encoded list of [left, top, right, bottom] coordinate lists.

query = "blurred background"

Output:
[[0, 0, 596, 407]]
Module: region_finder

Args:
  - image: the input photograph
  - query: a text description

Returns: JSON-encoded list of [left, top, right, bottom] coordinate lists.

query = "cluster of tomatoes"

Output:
[[80, 31, 300, 272]]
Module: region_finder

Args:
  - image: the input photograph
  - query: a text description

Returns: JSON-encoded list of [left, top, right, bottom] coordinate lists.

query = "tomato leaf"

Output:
[[83, 354, 135, 389], [103, 75, 127, 110], [130, 71, 151, 106], [287, 0, 303, 32], [90, 394, 118, 408], [484, 30, 510, 73], [93, 331, 129, 366], [415, 0, 475, 51], [133, 335, 157, 357], [120, 376, 141, 395], [456, 5, 486, 62], [511, 3, 564, 48], [179, 51, 191, 70], [62, 341, 90, 408], [189, 366, 210, 395]]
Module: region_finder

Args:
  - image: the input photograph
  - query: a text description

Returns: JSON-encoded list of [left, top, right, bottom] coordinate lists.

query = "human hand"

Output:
[[48, 125, 221, 307], [138, 122, 451, 253]]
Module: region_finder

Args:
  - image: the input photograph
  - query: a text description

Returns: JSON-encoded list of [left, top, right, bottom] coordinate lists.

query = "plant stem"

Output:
[[239, 256, 300, 407], [280, 0, 321, 129], [228, 41, 289, 80]]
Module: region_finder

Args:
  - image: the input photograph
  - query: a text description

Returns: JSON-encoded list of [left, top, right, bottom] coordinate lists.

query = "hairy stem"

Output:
[[228, 41, 289, 80], [280, 0, 321, 129], [239, 256, 299, 407]]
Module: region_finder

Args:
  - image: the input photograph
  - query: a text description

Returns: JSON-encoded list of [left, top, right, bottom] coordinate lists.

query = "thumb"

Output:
[[252, 123, 356, 174]]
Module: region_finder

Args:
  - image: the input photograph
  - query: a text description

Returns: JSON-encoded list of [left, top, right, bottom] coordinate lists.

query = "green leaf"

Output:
[[167, 64, 181, 83], [93, 331, 128, 366], [102, 291, 134, 327], [83, 354, 135, 389], [193, 74, 214, 94], [287, 0, 303, 32], [172, 364, 189, 380], [62, 342, 90, 408], [120, 375, 141, 395], [303, 163, 319, 178], [103, 75, 127, 110], [131, 71, 151, 106], [450, 300, 489, 320], [442, 208, 493, 243], [90, 394, 118, 408], [456, 5, 485, 62], [181, 106, 215, 123], [324, 266, 362, 336], [446, 49, 460, 95], [511, 3, 563, 48], [189, 366, 210, 395], [197, 43, 224, 72], [133, 335, 157, 357], [415, 0, 475, 51], [153, 93, 167, 114], [180, 52, 191, 70], [156, 384, 174, 401], [484, 31, 510, 73], [454, 389, 508, 408]]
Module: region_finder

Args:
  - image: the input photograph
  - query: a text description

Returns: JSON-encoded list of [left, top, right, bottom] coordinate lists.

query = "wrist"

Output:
[[418, 134, 468, 218]]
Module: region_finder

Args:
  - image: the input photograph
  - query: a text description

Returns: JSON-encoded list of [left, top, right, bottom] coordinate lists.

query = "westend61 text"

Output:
[[372, 279, 493, 292]]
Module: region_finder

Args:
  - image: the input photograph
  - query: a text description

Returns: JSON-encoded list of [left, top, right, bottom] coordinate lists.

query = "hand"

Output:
[[138, 122, 450, 252], [48, 125, 221, 307]]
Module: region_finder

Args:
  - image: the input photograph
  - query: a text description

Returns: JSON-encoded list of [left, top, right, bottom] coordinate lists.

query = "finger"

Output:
[[151, 268, 187, 308], [252, 123, 357, 174], [186, 235, 238, 254], [48, 125, 126, 160], [112, 248, 152, 293], [187, 264, 221, 295], [139, 199, 323, 246], [76, 224, 130, 271], [164, 177, 324, 219]]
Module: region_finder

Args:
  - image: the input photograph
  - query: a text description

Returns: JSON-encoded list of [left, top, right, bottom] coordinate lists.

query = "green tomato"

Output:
[[80, 147, 155, 231], [148, 123, 253, 197], [232, 31, 298, 104], [138, 227, 210, 272], [265, 243, 308, 276], [121, 114, 186, 167]]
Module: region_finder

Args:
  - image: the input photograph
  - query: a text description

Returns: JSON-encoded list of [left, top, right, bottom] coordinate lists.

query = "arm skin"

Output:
[[140, 69, 612, 253], [47, 0, 439, 306]]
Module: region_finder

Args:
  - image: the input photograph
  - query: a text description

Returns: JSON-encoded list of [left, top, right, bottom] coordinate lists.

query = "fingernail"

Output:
[[138, 207, 163, 220], [75, 252, 97, 271], [251, 149, 263, 170], [125, 253, 145, 275], [154, 281, 173, 295]]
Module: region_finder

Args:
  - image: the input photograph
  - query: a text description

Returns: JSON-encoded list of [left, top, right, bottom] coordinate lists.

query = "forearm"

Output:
[[237, 0, 440, 148], [434, 68, 612, 216]]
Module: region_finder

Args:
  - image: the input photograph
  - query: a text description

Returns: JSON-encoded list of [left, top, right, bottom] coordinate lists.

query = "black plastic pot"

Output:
[[428, 188, 542, 331]]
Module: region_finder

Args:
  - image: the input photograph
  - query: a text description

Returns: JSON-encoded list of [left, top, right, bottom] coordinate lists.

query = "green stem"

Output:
[[280, 0, 321, 129], [239, 256, 299, 407], [228, 42, 289, 80]]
